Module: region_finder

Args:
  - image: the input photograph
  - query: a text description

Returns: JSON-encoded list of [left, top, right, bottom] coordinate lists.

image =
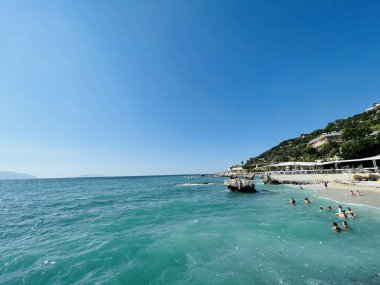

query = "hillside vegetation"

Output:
[[244, 107, 380, 170]]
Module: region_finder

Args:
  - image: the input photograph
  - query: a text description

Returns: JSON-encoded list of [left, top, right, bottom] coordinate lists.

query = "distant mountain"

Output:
[[0, 171, 36, 180]]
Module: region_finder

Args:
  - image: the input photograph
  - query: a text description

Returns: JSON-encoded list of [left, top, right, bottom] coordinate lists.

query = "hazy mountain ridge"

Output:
[[0, 171, 36, 180]]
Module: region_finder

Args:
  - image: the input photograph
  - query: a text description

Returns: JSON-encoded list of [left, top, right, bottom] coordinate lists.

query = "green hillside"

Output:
[[244, 106, 380, 170]]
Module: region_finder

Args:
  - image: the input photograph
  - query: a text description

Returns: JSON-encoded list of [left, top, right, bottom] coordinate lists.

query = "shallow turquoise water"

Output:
[[1, 176, 380, 284]]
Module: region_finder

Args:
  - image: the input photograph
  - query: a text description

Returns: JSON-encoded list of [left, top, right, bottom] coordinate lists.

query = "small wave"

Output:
[[315, 195, 380, 210], [179, 183, 214, 187], [257, 189, 277, 195]]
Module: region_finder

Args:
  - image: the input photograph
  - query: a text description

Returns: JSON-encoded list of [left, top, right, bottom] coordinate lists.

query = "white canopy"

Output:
[[269, 162, 318, 167], [269, 154, 380, 168]]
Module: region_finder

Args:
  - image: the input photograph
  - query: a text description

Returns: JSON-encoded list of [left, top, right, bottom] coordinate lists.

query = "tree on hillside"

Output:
[[242, 108, 380, 168], [340, 134, 380, 159], [342, 125, 372, 140], [319, 141, 339, 159]]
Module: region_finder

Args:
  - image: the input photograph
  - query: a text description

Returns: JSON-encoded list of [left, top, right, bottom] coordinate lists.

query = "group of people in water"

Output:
[[289, 196, 357, 233], [349, 190, 361, 196], [289, 197, 313, 206]]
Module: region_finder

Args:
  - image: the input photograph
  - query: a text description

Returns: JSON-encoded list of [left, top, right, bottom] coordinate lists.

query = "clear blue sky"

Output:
[[1, 1, 379, 178]]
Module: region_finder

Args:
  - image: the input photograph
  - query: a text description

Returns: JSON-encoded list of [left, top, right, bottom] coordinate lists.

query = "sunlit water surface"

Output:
[[1, 176, 379, 284]]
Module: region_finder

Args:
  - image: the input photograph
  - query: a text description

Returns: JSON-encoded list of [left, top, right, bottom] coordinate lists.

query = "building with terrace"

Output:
[[308, 131, 343, 150]]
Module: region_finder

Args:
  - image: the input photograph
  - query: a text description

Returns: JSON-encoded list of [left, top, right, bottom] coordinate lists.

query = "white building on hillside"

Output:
[[366, 102, 380, 112], [308, 131, 343, 150], [229, 166, 243, 172]]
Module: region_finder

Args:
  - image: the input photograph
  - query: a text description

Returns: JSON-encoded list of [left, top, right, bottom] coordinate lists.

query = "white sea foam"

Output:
[[179, 183, 215, 187], [316, 195, 380, 210]]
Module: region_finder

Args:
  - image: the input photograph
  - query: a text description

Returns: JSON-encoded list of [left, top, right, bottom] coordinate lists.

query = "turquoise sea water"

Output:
[[1, 176, 380, 285]]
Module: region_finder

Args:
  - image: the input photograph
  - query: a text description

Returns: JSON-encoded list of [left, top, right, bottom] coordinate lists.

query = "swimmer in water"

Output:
[[319, 206, 324, 211], [328, 206, 333, 211], [342, 221, 349, 230], [304, 197, 310, 205], [336, 208, 347, 219], [346, 207, 356, 218], [290, 197, 296, 206], [331, 222, 342, 233]]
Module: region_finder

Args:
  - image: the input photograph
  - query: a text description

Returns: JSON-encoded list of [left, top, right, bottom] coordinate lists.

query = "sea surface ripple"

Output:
[[1, 176, 380, 284]]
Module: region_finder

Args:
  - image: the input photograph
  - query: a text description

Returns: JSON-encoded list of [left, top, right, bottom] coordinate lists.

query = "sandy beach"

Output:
[[300, 181, 380, 208]]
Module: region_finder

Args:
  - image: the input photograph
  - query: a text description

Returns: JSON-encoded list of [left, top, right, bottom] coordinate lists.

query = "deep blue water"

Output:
[[1, 175, 380, 284]]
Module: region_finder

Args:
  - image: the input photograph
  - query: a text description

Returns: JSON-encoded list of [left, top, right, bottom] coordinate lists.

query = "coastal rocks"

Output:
[[216, 170, 255, 180], [245, 173, 255, 180], [262, 175, 282, 185], [262, 174, 313, 185], [224, 178, 256, 192]]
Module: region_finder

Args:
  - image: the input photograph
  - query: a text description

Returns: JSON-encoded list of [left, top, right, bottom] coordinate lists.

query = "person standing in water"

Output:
[[290, 197, 296, 206], [304, 197, 310, 204], [342, 221, 349, 230]]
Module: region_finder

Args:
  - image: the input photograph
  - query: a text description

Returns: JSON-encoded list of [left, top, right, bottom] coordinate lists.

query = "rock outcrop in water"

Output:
[[224, 178, 256, 192], [262, 174, 281, 185]]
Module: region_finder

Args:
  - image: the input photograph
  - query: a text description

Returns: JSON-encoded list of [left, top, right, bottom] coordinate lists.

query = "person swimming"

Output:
[[328, 206, 333, 211], [331, 222, 342, 233], [304, 197, 310, 204], [290, 197, 296, 206], [319, 206, 323, 211], [346, 207, 356, 218], [336, 208, 347, 219], [342, 221, 349, 230]]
